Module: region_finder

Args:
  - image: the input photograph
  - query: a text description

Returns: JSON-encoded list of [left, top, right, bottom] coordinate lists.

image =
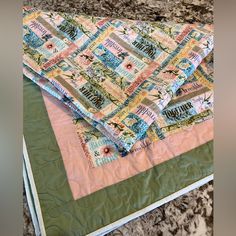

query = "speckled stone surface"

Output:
[[23, 0, 213, 24], [23, 1, 213, 235]]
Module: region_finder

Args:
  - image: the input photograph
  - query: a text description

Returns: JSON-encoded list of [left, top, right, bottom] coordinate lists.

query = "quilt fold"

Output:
[[23, 51, 213, 168], [23, 6, 213, 152]]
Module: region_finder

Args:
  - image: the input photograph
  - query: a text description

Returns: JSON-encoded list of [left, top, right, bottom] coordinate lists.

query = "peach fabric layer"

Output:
[[42, 90, 213, 200]]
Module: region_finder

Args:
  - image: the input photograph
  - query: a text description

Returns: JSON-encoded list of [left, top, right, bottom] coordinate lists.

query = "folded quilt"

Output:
[[23, 6, 214, 151], [23, 7, 214, 235]]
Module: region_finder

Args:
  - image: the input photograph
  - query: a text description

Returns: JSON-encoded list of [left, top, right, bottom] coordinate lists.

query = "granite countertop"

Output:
[[23, 0, 213, 235]]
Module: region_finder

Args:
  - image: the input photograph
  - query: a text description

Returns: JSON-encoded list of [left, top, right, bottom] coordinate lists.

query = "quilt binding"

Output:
[[23, 137, 47, 236]]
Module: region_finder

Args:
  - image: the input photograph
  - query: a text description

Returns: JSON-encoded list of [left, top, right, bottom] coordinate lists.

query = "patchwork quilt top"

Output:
[[23, 6, 213, 152], [23, 6, 214, 235]]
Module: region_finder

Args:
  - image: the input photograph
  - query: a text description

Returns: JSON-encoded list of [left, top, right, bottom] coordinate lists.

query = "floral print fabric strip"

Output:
[[23, 6, 213, 152]]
